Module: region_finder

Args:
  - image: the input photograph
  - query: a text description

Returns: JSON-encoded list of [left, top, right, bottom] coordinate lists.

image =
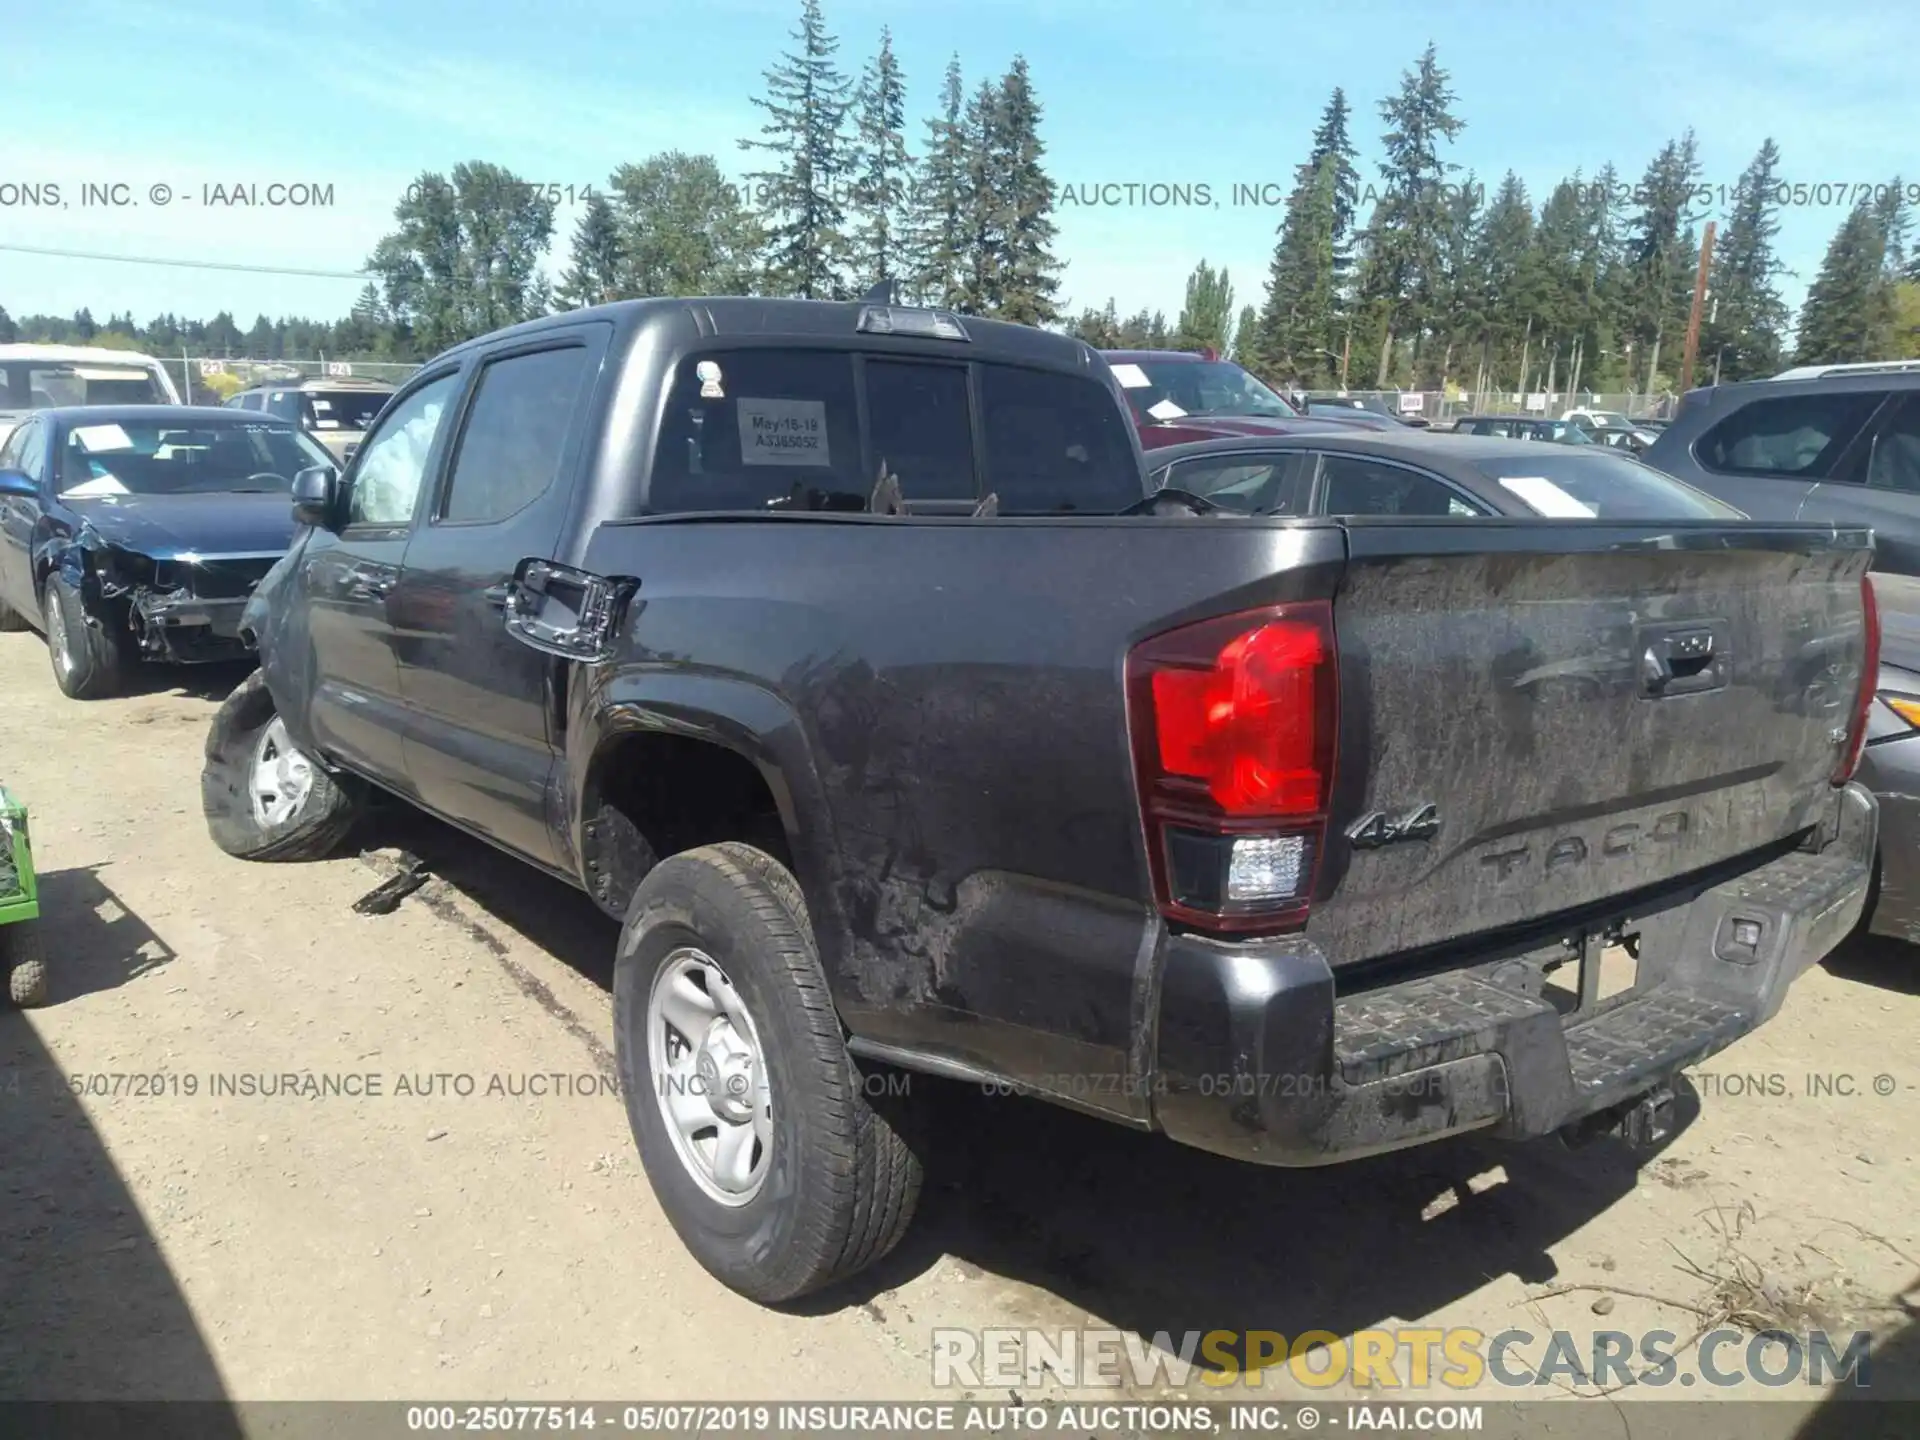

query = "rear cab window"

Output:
[[647, 347, 1140, 516], [1696, 392, 1883, 477]]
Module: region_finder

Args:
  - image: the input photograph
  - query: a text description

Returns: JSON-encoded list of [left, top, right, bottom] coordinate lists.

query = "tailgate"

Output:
[[1307, 522, 1873, 967]]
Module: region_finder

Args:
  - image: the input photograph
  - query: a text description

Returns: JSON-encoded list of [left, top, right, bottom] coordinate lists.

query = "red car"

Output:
[[1099, 349, 1359, 450]]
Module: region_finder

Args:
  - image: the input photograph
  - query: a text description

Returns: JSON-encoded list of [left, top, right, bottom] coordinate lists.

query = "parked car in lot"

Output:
[[1100, 349, 1353, 448], [0, 407, 334, 698], [1447, 414, 1597, 444], [0, 343, 183, 450], [227, 375, 396, 467], [205, 295, 1880, 1306], [1585, 423, 1654, 455], [1145, 431, 1744, 519], [1302, 401, 1404, 429], [1645, 363, 1920, 575]]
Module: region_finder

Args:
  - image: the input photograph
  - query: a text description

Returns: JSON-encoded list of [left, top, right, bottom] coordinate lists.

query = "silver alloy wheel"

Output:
[[249, 716, 316, 828], [46, 588, 73, 679], [647, 946, 773, 1205]]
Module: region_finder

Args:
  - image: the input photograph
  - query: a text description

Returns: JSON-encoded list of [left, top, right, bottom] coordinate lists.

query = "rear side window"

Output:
[[440, 346, 593, 523], [1474, 452, 1741, 519], [1161, 452, 1313, 515], [978, 363, 1139, 514], [651, 350, 864, 514], [1321, 455, 1483, 517], [1864, 395, 1920, 495], [1696, 392, 1882, 477]]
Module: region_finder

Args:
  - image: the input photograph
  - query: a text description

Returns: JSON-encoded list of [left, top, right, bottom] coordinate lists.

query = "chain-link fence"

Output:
[[1301, 389, 1679, 425]]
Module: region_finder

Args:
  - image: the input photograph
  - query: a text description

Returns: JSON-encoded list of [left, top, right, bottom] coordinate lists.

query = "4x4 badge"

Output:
[[1347, 804, 1440, 849]]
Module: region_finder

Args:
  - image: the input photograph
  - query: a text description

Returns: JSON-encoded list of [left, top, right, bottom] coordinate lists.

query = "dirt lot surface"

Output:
[[1, 633, 1916, 1428]]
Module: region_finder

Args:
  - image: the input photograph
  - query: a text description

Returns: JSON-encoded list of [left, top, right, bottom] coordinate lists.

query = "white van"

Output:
[[0, 344, 183, 447]]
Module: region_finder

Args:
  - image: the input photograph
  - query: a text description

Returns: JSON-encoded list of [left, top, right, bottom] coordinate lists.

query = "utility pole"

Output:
[[1679, 221, 1717, 394]]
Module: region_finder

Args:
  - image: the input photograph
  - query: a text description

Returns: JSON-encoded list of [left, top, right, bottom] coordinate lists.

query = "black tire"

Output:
[[4, 925, 48, 1007], [614, 842, 923, 1304], [201, 669, 361, 861], [42, 572, 127, 699], [0, 593, 29, 632]]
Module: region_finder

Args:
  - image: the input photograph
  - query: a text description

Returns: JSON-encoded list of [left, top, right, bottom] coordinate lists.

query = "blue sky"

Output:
[[3, 0, 1914, 337]]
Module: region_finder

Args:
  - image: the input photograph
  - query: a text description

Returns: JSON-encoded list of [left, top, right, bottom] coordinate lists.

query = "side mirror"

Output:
[[291, 464, 338, 530], [0, 469, 36, 499]]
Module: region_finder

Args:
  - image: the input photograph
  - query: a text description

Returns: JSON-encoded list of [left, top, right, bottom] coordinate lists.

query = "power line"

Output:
[[0, 242, 368, 280]]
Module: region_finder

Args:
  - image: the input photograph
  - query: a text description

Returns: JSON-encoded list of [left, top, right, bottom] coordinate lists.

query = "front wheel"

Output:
[[201, 669, 361, 861], [615, 843, 924, 1304], [43, 573, 127, 699]]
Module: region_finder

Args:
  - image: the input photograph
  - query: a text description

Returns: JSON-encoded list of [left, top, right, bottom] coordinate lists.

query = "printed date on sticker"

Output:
[[737, 398, 831, 466]]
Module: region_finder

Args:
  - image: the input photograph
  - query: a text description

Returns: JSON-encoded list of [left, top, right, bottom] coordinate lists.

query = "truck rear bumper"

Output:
[[1149, 783, 1877, 1166]]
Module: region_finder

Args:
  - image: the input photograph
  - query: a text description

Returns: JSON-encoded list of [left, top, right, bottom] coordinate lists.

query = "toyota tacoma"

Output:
[[201, 295, 1881, 1305]]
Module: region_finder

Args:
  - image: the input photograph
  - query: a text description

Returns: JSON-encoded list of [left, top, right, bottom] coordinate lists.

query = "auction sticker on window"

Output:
[[737, 398, 830, 466]]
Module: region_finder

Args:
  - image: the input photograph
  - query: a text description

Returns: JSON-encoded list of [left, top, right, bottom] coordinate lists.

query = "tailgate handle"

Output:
[[1640, 623, 1726, 697]]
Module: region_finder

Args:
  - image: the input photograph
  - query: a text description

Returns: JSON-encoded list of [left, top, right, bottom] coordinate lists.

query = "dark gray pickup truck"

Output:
[[202, 296, 1881, 1305]]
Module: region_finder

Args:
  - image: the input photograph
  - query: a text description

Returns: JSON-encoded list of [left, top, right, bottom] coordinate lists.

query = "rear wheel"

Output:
[[42, 574, 127, 699], [3, 925, 48, 1007], [202, 669, 361, 861], [614, 843, 923, 1303]]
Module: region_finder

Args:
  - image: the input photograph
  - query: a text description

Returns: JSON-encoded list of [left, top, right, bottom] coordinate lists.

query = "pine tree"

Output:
[[1620, 132, 1704, 390], [1796, 198, 1889, 364], [905, 55, 968, 307], [987, 57, 1062, 326], [1306, 88, 1362, 287], [350, 282, 387, 325], [1229, 303, 1259, 365], [1173, 260, 1234, 355], [1469, 172, 1534, 387], [741, 0, 854, 299], [555, 192, 626, 309], [955, 79, 1003, 316], [848, 27, 912, 291], [1700, 140, 1788, 382], [0, 306, 15, 344], [1254, 154, 1340, 383], [1066, 298, 1121, 348], [1355, 43, 1465, 385]]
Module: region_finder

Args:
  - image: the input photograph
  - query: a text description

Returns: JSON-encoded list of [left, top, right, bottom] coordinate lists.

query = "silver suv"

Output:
[[227, 376, 396, 465], [1645, 362, 1920, 575]]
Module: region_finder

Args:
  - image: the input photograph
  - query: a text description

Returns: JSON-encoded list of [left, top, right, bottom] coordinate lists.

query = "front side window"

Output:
[[348, 373, 459, 526], [440, 347, 591, 523], [55, 420, 333, 497], [1696, 392, 1882, 477]]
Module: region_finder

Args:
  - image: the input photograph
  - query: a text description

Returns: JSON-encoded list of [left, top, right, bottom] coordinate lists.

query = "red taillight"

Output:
[[1836, 573, 1880, 784], [1127, 603, 1338, 933]]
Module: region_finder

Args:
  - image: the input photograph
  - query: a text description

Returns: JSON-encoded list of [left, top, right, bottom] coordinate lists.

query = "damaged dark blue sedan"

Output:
[[0, 406, 336, 698]]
